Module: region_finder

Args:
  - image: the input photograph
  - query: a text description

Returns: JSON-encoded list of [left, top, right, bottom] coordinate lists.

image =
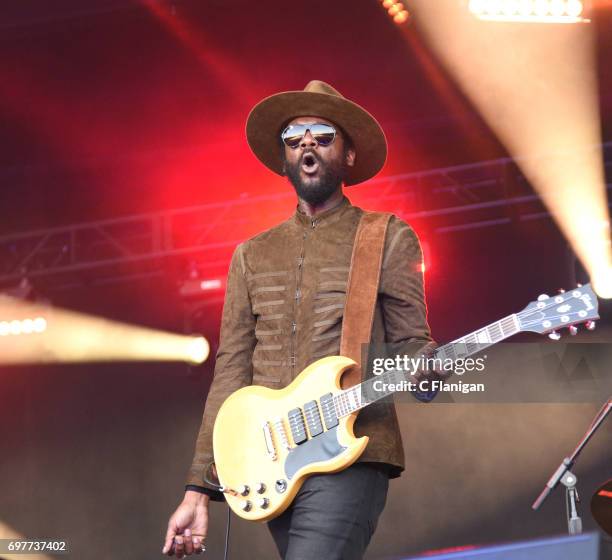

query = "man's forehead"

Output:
[[286, 116, 336, 127]]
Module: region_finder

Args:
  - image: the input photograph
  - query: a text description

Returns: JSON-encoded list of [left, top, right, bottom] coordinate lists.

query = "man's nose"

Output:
[[300, 130, 318, 148]]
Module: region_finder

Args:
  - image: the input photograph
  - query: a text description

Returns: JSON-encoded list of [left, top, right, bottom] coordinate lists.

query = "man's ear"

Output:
[[345, 147, 356, 168]]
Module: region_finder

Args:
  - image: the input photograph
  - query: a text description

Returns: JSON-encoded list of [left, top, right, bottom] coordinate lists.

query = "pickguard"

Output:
[[284, 427, 347, 480]]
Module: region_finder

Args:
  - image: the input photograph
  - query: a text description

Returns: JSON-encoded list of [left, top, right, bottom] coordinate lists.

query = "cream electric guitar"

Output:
[[213, 285, 599, 521]]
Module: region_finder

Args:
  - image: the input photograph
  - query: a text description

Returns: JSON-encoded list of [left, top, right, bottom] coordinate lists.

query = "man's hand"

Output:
[[163, 491, 210, 558]]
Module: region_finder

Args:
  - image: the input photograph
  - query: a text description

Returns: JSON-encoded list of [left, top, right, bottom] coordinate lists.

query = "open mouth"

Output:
[[301, 153, 320, 175]]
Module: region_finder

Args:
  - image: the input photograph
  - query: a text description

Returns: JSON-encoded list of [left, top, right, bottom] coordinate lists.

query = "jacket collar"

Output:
[[293, 195, 352, 229]]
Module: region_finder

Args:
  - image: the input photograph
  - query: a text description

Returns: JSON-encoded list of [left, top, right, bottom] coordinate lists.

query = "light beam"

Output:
[[0, 296, 209, 365], [410, 0, 612, 297]]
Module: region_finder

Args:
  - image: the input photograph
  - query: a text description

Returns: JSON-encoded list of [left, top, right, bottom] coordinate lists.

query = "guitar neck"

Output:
[[333, 313, 521, 418], [433, 313, 520, 362]]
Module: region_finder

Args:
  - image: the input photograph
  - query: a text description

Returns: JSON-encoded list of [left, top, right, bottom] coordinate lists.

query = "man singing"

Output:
[[163, 80, 435, 559]]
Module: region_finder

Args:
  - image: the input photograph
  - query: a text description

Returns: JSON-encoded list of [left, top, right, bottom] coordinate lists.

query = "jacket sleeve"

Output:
[[379, 216, 432, 346], [185, 243, 256, 489], [379, 217, 445, 402]]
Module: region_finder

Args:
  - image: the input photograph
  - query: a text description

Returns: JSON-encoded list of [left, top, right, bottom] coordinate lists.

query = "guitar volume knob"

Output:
[[255, 482, 267, 494], [240, 500, 252, 512], [238, 485, 250, 496], [257, 497, 270, 509]]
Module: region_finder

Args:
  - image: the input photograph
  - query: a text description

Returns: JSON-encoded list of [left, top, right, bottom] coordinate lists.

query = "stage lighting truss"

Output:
[[0, 316, 47, 336], [380, 0, 410, 24], [1, 141, 611, 291], [468, 0, 591, 23]]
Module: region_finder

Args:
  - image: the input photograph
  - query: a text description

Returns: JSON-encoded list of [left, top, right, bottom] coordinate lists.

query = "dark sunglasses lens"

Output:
[[310, 124, 336, 146], [281, 123, 336, 147], [282, 125, 307, 148]]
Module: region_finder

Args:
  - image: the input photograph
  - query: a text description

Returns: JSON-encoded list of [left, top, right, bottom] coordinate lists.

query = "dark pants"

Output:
[[268, 463, 389, 560]]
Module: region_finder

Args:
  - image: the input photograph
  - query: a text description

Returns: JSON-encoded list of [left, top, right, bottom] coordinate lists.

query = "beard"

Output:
[[284, 150, 347, 206]]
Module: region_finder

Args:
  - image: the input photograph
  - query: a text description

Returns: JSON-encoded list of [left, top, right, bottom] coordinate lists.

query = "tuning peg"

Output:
[[569, 325, 578, 336], [548, 330, 562, 341], [577, 283, 583, 288], [586, 321, 596, 331], [537, 294, 550, 301], [557, 288, 566, 294]]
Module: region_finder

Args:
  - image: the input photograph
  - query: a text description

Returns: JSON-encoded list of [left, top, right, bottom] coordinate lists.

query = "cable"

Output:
[[224, 506, 231, 560], [203, 464, 231, 558]]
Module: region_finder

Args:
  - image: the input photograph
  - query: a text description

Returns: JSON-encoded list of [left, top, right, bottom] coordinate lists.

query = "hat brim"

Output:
[[246, 91, 387, 186]]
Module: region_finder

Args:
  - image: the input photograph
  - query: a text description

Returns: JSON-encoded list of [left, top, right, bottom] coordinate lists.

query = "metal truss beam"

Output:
[[1, 143, 611, 286]]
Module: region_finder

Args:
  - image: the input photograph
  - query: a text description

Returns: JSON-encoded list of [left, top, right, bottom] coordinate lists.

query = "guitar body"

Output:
[[213, 355, 368, 522]]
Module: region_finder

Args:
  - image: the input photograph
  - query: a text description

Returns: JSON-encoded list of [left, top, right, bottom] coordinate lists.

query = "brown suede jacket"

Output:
[[186, 196, 434, 490]]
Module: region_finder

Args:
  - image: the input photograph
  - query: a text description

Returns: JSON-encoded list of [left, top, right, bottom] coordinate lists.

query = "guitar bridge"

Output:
[[273, 417, 292, 451], [262, 421, 277, 461]]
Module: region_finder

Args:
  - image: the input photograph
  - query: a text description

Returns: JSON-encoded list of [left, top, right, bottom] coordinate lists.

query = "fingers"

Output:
[[174, 535, 185, 559], [183, 529, 194, 555], [163, 522, 177, 555], [192, 535, 205, 555], [163, 533, 206, 557]]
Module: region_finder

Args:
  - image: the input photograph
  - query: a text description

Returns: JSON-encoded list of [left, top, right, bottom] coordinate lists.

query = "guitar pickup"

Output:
[[319, 393, 338, 430], [303, 400, 324, 437], [288, 408, 308, 445]]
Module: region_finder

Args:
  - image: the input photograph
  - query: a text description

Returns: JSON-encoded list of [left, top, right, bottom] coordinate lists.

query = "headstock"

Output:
[[518, 284, 600, 337]]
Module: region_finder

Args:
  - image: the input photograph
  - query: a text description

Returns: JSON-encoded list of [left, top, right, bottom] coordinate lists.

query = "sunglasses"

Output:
[[281, 123, 337, 149]]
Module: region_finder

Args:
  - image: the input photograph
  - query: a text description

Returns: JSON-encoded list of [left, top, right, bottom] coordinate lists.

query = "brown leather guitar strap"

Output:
[[339, 211, 392, 389]]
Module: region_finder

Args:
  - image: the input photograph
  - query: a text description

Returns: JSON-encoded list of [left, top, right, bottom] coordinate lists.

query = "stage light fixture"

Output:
[[179, 277, 224, 298], [380, 0, 411, 24], [0, 316, 47, 336], [469, 0, 589, 22], [187, 336, 210, 365], [503, 0, 519, 16], [394, 10, 410, 23]]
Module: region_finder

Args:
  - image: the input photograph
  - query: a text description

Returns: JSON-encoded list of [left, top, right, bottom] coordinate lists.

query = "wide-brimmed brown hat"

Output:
[[246, 80, 387, 186]]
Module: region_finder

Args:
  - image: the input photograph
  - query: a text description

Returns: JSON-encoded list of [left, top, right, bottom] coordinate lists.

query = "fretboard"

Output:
[[332, 313, 520, 417]]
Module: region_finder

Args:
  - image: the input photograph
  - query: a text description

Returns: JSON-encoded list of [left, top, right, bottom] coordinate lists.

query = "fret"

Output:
[[475, 328, 491, 344], [437, 344, 455, 361], [347, 388, 359, 411], [463, 333, 479, 355], [500, 314, 519, 337], [334, 394, 344, 417], [341, 393, 348, 415], [354, 387, 363, 409], [487, 321, 503, 342]]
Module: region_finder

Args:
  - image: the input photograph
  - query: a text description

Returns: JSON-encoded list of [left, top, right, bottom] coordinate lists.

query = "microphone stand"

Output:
[[532, 397, 612, 535]]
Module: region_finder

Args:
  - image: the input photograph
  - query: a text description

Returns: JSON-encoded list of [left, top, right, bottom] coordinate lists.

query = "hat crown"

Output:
[[303, 80, 345, 99]]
